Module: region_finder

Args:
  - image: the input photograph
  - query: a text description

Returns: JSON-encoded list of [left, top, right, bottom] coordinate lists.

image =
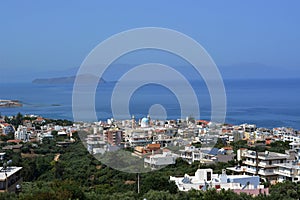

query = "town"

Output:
[[0, 113, 300, 199]]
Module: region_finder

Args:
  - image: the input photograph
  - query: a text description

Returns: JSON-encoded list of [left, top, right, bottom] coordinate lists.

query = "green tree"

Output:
[[268, 141, 290, 154], [15, 112, 23, 126], [4, 115, 10, 123], [232, 140, 248, 153], [142, 190, 175, 200], [214, 138, 226, 149], [269, 181, 300, 200]]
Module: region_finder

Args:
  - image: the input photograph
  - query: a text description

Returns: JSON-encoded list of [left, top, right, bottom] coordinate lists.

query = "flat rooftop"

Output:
[[227, 175, 258, 179], [245, 151, 289, 160]]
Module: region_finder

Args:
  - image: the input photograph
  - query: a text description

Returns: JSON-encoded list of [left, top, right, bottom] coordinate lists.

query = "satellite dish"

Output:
[[16, 184, 21, 189]]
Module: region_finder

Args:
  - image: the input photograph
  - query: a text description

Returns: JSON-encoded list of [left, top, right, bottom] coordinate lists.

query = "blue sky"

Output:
[[1, 1, 300, 82]]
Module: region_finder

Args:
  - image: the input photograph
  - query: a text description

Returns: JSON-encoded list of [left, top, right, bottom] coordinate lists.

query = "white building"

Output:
[[283, 135, 300, 143], [228, 150, 289, 183], [274, 162, 300, 183], [126, 129, 151, 147], [179, 146, 202, 164], [144, 151, 177, 169], [170, 168, 265, 194], [38, 132, 54, 143], [57, 131, 67, 136], [14, 125, 30, 142], [86, 134, 107, 155], [289, 142, 300, 150], [54, 125, 63, 131], [241, 124, 256, 132]]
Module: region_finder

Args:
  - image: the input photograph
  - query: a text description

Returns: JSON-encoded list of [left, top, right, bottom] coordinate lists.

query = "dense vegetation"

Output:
[[0, 138, 297, 200]]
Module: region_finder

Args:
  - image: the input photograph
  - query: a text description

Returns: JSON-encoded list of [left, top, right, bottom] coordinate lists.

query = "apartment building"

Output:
[[228, 150, 289, 183], [274, 162, 300, 183]]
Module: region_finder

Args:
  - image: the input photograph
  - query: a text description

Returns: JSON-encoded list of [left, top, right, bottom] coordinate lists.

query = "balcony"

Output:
[[274, 170, 293, 177], [243, 161, 257, 167], [258, 163, 277, 168], [237, 169, 257, 175], [258, 170, 275, 176], [181, 155, 192, 159]]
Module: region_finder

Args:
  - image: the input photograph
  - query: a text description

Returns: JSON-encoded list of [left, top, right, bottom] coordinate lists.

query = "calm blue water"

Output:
[[0, 79, 300, 129]]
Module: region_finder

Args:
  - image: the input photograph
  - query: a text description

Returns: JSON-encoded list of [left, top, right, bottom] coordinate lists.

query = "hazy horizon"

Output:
[[1, 1, 300, 83]]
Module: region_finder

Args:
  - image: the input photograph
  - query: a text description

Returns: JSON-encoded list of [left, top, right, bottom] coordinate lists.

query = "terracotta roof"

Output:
[[7, 139, 22, 144], [1, 123, 10, 127], [223, 147, 233, 150], [134, 146, 144, 153], [197, 120, 209, 124], [146, 143, 160, 149]]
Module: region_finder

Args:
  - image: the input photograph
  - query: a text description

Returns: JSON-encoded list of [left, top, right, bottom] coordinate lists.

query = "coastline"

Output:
[[0, 99, 22, 108]]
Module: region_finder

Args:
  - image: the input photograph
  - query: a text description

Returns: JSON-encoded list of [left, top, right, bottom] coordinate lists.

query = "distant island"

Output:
[[0, 100, 22, 107], [32, 74, 106, 84]]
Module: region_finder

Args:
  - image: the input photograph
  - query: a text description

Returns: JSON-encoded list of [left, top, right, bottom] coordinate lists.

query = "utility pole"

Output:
[[137, 173, 140, 194], [5, 171, 7, 192], [255, 149, 259, 176]]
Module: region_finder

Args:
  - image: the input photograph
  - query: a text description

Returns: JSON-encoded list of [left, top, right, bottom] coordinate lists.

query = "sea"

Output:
[[0, 78, 300, 130]]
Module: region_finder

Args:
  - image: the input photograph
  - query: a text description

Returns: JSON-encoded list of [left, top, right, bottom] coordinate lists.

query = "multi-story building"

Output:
[[153, 133, 173, 147], [274, 162, 300, 183], [179, 145, 202, 164], [283, 135, 300, 143], [228, 150, 289, 183], [126, 129, 151, 147], [104, 129, 125, 146], [14, 125, 30, 142], [241, 124, 256, 133], [86, 134, 107, 155], [290, 142, 300, 150]]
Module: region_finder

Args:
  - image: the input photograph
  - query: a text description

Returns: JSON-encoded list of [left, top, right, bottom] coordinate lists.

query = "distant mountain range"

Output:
[[32, 74, 106, 84], [31, 62, 300, 85]]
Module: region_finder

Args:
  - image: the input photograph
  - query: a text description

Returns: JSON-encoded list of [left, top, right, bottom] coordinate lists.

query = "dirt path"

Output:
[[54, 153, 60, 162]]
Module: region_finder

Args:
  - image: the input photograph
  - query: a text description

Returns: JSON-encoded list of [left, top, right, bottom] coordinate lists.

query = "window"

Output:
[[0, 181, 5, 190], [207, 171, 212, 181]]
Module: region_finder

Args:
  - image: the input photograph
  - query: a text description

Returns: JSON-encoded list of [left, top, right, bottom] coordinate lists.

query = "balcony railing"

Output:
[[274, 170, 293, 177], [243, 161, 257, 166], [258, 170, 275, 176], [258, 163, 277, 168]]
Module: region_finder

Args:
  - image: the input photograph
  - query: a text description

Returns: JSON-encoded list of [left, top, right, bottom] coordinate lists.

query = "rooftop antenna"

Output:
[[2, 160, 12, 171], [132, 115, 135, 129]]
